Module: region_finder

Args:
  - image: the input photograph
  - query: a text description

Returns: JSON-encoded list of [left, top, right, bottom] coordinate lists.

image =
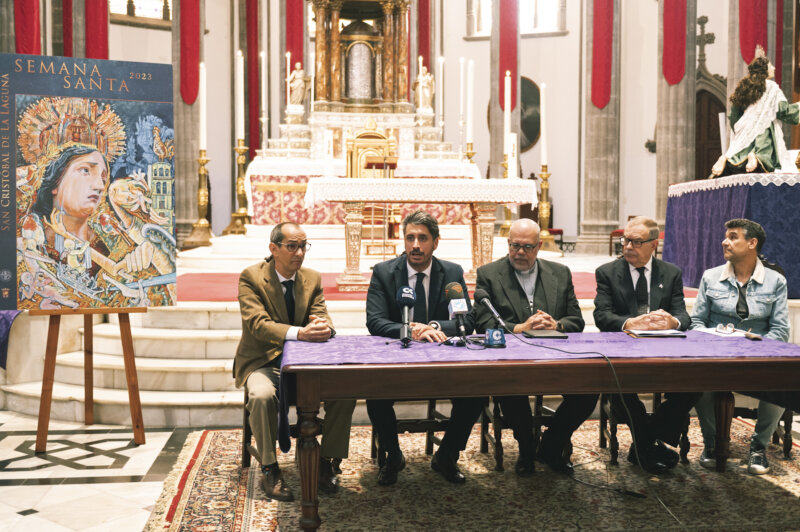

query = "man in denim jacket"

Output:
[[690, 218, 789, 474]]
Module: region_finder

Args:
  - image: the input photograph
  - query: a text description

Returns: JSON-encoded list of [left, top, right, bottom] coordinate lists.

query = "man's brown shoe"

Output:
[[261, 468, 294, 501], [319, 458, 340, 494]]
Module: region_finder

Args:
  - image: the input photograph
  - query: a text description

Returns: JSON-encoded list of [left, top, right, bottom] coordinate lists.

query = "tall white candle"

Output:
[[260, 51, 267, 119], [199, 62, 207, 151], [540, 82, 547, 167], [459, 57, 465, 124], [285, 51, 291, 106], [466, 59, 474, 144], [503, 70, 511, 156], [437, 56, 444, 128], [418, 55, 423, 76], [235, 50, 244, 140], [310, 51, 315, 112]]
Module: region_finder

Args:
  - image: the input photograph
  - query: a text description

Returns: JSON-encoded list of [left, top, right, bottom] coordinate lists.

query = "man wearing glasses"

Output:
[[690, 218, 789, 474], [594, 216, 698, 475], [234, 222, 355, 501], [474, 218, 597, 476]]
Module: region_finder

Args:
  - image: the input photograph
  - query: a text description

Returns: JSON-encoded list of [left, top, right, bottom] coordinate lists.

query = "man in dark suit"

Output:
[[366, 210, 484, 486], [593, 215, 699, 474], [235, 222, 355, 501], [474, 218, 598, 476]]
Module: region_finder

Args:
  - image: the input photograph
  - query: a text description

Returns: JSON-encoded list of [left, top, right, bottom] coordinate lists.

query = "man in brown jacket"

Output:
[[235, 222, 355, 501]]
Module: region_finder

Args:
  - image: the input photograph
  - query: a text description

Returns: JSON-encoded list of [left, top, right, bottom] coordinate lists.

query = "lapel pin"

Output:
[[659, 284, 663, 289]]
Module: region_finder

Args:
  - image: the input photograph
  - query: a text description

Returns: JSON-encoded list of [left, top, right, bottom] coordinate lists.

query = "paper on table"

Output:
[[624, 329, 686, 338], [694, 327, 746, 337]]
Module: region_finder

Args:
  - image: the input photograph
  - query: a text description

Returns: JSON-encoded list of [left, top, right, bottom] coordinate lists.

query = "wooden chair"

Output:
[[479, 396, 556, 471], [369, 399, 449, 459]]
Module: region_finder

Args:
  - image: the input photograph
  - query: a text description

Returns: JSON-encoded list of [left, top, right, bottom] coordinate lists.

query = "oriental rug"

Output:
[[145, 419, 800, 531]]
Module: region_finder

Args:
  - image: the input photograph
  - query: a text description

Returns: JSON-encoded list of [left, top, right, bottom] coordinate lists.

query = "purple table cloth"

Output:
[[663, 175, 800, 298], [276, 332, 800, 451]]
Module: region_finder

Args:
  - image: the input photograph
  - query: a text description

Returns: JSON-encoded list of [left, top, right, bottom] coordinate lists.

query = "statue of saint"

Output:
[[288, 62, 310, 106], [413, 66, 434, 112]]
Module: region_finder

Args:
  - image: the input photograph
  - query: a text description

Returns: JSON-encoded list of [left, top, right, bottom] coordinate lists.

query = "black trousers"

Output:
[[366, 397, 485, 456], [744, 391, 800, 412], [497, 394, 599, 455], [610, 392, 701, 447]]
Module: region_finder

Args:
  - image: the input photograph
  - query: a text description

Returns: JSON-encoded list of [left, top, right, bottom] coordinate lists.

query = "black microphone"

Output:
[[445, 282, 468, 339], [473, 288, 509, 332], [396, 286, 416, 347]]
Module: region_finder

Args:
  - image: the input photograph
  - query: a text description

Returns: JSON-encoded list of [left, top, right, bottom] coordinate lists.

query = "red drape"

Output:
[[246, 0, 260, 159], [775, 0, 783, 85], [14, 0, 41, 55], [417, 0, 430, 74], [591, 0, 613, 109], [180, 0, 200, 105], [63, 0, 73, 57], [286, 0, 303, 70], [662, 0, 686, 85], [498, 0, 518, 111], [85, 0, 109, 59], [739, 0, 768, 64]]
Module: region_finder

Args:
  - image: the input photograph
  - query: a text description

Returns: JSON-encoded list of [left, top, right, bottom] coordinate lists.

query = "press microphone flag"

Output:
[[445, 282, 468, 338], [396, 286, 416, 347], [473, 288, 509, 331]]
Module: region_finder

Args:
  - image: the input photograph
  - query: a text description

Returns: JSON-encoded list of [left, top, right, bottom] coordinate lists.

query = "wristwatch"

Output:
[[428, 320, 442, 331]]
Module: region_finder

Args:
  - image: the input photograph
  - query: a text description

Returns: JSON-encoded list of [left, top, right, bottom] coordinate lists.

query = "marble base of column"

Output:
[[575, 223, 619, 255]]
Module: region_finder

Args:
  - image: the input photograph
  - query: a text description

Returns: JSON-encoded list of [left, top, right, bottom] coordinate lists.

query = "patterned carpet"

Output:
[[145, 418, 800, 531]]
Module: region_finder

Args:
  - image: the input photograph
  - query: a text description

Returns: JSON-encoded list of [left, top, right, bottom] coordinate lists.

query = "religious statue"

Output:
[[288, 62, 311, 106], [413, 65, 434, 112], [711, 46, 800, 177]]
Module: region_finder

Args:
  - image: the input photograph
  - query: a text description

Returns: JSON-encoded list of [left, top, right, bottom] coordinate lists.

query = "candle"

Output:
[[503, 70, 511, 155], [466, 59, 474, 144], [509, 133, 518, 178], [437, 56, 444, 128], [260, 51, 267, 120], [285, 51, 291, 106], [235, 50, 244, 140], [418, 55, 423, 76], [459, 57, 465, 124], [199, 62, 207, 151], [310, 51, 315, 112], [540, 82, 547, 167]]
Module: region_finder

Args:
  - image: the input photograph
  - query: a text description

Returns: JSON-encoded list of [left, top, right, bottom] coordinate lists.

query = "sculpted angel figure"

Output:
[[413, 65, 434, 111]]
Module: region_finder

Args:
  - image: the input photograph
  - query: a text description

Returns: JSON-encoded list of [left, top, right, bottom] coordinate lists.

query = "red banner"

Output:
[[246, 0, 260, 159], [14, 0, 41, 55], [775, 0, 783, 84], [498, 0, 518, 111], [286, 0, 303, 71], [739, 0, 767, 64], [662, 0, 686, 85], [63, 0, 73, 57], [85, 0, 109, 59], [418, 0, 431, 74], [591, 0, 613, 109], [180, 0, 200, 105]]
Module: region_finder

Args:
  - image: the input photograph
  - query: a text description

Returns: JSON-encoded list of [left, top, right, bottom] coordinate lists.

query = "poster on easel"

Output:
[[0, 54, 176, 310]]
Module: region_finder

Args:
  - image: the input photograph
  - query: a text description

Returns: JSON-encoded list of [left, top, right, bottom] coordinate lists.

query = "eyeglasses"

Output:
[[620, 237, 656, 249], [508, 241, 540, 252], [276, 241, 311, 253], [715, 323, 735, 335]]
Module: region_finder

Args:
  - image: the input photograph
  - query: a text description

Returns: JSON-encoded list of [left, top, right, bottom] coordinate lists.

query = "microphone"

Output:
[[445, 282, 468, 339], [473, 288, 509, 332], [396, 286, 416, 347]]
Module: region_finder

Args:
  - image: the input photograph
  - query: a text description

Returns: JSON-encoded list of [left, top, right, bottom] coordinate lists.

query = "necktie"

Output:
[[413, 272, 427, 324], [282, 280, 295, 324], [736, 281, 749, 320], [635, 267, 648, 315]]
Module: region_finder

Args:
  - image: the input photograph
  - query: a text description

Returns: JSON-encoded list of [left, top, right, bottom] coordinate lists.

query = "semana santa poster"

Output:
[[0, 54, 176, 310]]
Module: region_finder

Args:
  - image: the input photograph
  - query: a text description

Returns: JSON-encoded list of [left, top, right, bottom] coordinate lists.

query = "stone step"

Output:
[[54, 351, 236, 392], [1, 381, 242, 428]]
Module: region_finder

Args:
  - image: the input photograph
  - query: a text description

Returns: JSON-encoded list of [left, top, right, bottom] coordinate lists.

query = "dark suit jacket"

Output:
[[366, 254, 474, 338], [474, 257, 584, 333], [593, 257, 690, 332], [233, 257, 333, 388]]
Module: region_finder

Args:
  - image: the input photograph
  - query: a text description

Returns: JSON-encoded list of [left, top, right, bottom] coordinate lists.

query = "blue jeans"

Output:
[[694, 391, 784, 450]]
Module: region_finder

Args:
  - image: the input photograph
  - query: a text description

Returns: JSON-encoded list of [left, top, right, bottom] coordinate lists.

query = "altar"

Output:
[[663, 173, 800, 297]]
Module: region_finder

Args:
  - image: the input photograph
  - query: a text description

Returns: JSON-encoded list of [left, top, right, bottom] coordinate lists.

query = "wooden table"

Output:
[[284, 349, 800, 531]]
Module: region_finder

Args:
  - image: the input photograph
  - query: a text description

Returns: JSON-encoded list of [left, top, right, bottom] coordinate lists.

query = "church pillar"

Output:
[[72, 0, 86, 57], [313, 0, 328, 102], [0, 2, 14, 53], [655, 0, 697, 225], [330, 0, 342, 103], [576, 0, 621, 254], [396, 0, 410, 104], [382, 1, 395, 103], [726, 2, 749, 110]]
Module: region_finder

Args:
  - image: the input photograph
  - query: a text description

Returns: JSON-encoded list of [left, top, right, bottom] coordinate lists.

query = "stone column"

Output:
[[576, 0, 621, 254], [329, 1, 342, 103], [313, 0, 328, 102], [655, 0, 697, 225], [171, 0, 204, 245], [382, 1, 395, 103], [726, 2, 747, 108], [396, 0, 410, 105], [72, 0, 86, 57], [0, 2, 13, 53]]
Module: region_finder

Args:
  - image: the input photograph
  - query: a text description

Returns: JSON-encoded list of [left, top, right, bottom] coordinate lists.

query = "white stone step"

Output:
[[1, 381, 242, 428], [54, 352, 236, 392]]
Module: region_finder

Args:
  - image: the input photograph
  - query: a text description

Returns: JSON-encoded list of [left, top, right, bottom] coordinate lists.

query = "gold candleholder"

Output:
[[465, 142, 475, 164], [499, 153, 512, 237], [537, 164, 562, 255], [222, 139, 251, 235], [183, 149, 214, 249]]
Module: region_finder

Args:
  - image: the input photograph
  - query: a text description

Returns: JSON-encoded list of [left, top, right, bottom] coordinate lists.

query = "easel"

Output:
[[30, 307, 147, 453]]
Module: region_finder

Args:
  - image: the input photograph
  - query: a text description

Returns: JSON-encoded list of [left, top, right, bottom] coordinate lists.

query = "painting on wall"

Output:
[[0, 54, 176, 310]]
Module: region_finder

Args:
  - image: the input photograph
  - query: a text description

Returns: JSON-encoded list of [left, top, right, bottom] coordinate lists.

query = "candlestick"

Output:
[[540, 82, 548, 167], [310, 51, 315, 113], [183, 150, 213, 249], [503, 70, 510, 156], [418, 55, 423, 76], [198, 62, 207, 151], [285, 51, 291, 107], [508, 133, 518, 179], [235, 50, 244, 140], [260, 51, 267, 124], [223, 139, 251, 235], [537, 164, 562, 255], [466, 59, 474, 144], [465, 142, 475, 164], [437, 56, 444, 129], [459, 57, 465, 125]]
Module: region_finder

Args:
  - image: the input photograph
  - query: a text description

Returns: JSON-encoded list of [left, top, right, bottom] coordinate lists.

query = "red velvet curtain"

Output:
[[662, 0, 686, 85], [591, 0, 613, 109], [14, 0, 41, 55], [246, 0, 260, 159], [286, 0, 303, 69], [63, 0, 73, 57], [180, 0, 200, 105], [417, 0, 430, 73], [85, 0, 109, 59], [739, 0, 768, 64], [498, 0, 518, 111], [775, 0, 783, 85]]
